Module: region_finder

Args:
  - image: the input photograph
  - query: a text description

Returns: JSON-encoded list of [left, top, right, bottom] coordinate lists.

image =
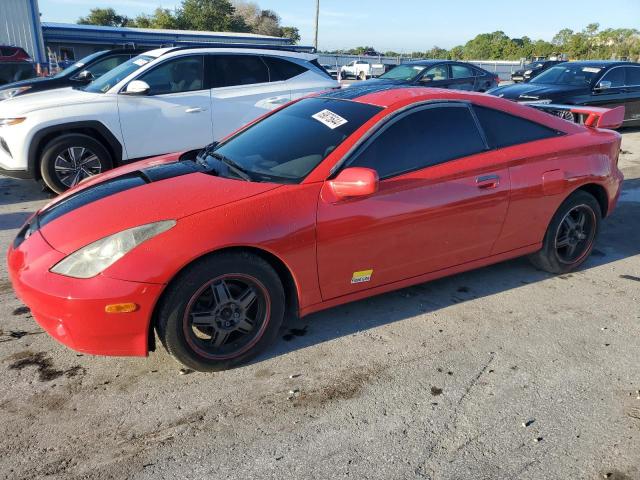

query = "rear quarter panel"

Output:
[[492, 129, 622, 253]]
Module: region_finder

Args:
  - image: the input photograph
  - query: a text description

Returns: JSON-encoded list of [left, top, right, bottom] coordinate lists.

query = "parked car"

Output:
[[0, 46, 31, 63], [7, 85, 624, 372], [366, 60, 500, 92], [511, 60, 565, 83], [0, 49, 146, 100], [489, 61, 640, 125], [0, 62, 36, 86], [0, 46, 338, 193], [321, 63, 339, 79], [340, 60, 385, 80]]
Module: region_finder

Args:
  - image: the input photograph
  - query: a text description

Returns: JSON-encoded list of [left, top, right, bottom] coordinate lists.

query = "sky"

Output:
[[37, 0, 640, 52]]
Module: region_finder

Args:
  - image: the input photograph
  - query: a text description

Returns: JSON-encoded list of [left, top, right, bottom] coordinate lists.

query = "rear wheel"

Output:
[[156, 252, 285, 372], [529, 190, 601, 274], [358, 71, 366, 81], [40, 133, 112, 194]]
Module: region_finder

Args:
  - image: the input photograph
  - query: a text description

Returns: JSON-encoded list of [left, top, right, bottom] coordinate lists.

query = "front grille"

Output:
[[0, 137, 11, 157]]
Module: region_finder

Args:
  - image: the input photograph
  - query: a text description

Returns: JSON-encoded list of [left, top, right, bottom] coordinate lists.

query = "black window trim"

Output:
[[333, 101, 489, 181], [124, 54, 206, 96]]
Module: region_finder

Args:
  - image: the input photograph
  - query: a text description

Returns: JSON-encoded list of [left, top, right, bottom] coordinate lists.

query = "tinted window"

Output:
[[262, 56, 307, 81], [210, 97, 382, 183], [348, 105, 486, 178], [532, 64, 602, 86], [474, 105, 558, 149], [600, 67, 625, 87], [625, 66, 640, 86], [0, 47, 17, 56], [452, 64, 474, 78], [86, 54, 131, 78], [140, 56, 204, 95], [207, 55, 269, 88], [420, 65, 449, 82]]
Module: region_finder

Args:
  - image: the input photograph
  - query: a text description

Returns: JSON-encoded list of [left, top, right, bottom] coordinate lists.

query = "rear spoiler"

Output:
[[529, 104, 625, 129]]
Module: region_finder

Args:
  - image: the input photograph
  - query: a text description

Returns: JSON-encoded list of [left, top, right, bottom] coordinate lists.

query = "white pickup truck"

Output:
[[340, 60, 385, 80]]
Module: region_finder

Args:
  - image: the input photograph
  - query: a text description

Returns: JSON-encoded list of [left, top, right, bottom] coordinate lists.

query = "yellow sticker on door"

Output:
[[351, 269, 373, 284]]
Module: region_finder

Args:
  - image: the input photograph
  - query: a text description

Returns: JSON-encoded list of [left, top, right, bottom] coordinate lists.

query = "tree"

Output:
[[280, 26, 301, 44], [133, 8, 181, 29], [78, 8, 130, 27], [178, 0, 248, 32]]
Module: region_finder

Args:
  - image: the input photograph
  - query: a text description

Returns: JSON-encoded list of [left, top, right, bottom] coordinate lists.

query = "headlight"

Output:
[[0, 117, 26, 127], [0, 86, 31, 100], [50, 220, 176, 278], [524, 70, 533, 75]]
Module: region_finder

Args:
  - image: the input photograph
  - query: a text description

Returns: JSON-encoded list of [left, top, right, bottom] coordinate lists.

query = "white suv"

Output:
[[0, 46, 338, 193]]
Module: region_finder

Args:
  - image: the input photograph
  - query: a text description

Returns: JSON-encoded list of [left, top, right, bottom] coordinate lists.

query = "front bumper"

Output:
[[7, 231, 164, 356]]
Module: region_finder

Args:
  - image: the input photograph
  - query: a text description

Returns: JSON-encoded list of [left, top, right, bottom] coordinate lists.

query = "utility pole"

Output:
[[314, 0, 320, 51]]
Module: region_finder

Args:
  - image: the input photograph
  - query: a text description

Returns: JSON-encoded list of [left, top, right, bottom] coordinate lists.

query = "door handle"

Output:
[[185, 107, 206, 113], [476, 174, 500, 189]]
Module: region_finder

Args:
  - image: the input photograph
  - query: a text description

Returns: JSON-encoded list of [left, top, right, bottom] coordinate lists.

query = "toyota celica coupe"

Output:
[[7, 85, 624, 372]]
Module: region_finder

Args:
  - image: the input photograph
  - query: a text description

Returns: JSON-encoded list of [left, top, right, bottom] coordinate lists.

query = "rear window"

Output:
[[262, 56, 307, 81], [473, 105, 559, 149]]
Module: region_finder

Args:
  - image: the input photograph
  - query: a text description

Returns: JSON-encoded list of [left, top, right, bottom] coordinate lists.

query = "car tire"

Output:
[[528, 190, 601, 274], [156, 252, 286, 372], [40, 133, 113, 194], [359, 71, 366, 81]]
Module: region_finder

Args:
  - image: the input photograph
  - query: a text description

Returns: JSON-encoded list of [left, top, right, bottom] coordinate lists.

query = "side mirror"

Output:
[[326, 167, 378, 201], [596, 80, 612, 91], [123, 80, 151, 96], [75, 70, 94, 82]]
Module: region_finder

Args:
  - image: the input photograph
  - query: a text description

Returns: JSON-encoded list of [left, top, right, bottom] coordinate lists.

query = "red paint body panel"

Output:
[[6, 88, 624, 358]]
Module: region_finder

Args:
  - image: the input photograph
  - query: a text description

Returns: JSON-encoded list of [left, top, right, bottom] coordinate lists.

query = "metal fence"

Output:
[[317, 53, 524, 81]]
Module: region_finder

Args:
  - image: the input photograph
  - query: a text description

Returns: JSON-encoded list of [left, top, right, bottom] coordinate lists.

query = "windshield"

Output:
[[379, 64, 427, 81], [525, 62, 544, 70], [53, 51, 107, 78], [203, 97, 383, 183], [531, 64, 602, 86], [84, 55, 154, 93]]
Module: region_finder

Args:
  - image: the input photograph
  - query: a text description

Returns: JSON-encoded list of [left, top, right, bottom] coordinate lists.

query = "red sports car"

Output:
[[7, 86, 624, 372]]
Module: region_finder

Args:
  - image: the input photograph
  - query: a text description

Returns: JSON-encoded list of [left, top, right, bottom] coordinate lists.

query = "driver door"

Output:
[[117, 55, 213, 160], [315, 103, 510, 300]]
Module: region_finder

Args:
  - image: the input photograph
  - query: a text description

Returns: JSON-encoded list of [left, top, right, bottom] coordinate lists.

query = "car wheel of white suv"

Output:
[[40, 134, 113, 194]]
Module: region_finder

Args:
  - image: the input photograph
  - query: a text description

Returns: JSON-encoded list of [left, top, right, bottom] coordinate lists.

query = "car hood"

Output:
[[489, 82, 589, 100], [36, 156, 282, 254], [0, 76, 52, 91], [0, 86, 105, 115]]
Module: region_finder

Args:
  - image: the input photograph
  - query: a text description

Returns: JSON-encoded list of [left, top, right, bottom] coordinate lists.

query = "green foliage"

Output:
[[77, 8, 131, 27], [76, 0, 298, 41], [332, 24, 640, 61]]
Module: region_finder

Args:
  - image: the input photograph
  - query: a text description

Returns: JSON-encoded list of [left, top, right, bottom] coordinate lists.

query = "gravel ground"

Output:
[[0, 130, 639, 480]]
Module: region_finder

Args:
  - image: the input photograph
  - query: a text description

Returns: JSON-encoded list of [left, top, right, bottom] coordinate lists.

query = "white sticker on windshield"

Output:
[[582, 67, 602, 73], [133, 58, 149, 66], [312, 109, 348, 129], [73, 62, 85, 68]]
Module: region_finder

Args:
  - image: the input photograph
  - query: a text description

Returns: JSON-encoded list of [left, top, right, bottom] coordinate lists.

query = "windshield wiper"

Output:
[[209, 152, 253, 182]]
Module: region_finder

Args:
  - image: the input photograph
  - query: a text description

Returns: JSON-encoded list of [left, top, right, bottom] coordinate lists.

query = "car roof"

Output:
[[561, 60, 637, 68], [319, 84, 475, 108]]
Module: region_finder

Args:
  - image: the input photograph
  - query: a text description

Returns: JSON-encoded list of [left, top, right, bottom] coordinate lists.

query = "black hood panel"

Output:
[[37, 161, 203, 229]]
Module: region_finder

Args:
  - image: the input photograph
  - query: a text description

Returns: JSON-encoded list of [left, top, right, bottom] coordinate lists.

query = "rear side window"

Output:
[[625, 66, 640, 86], [262, 56, 307, 81], [452, 64, 474, 79], [473, 105, 559, 149], [348, 105, 486, 179], [0, 47, 17, 56], [206, 55, 269, 88]]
